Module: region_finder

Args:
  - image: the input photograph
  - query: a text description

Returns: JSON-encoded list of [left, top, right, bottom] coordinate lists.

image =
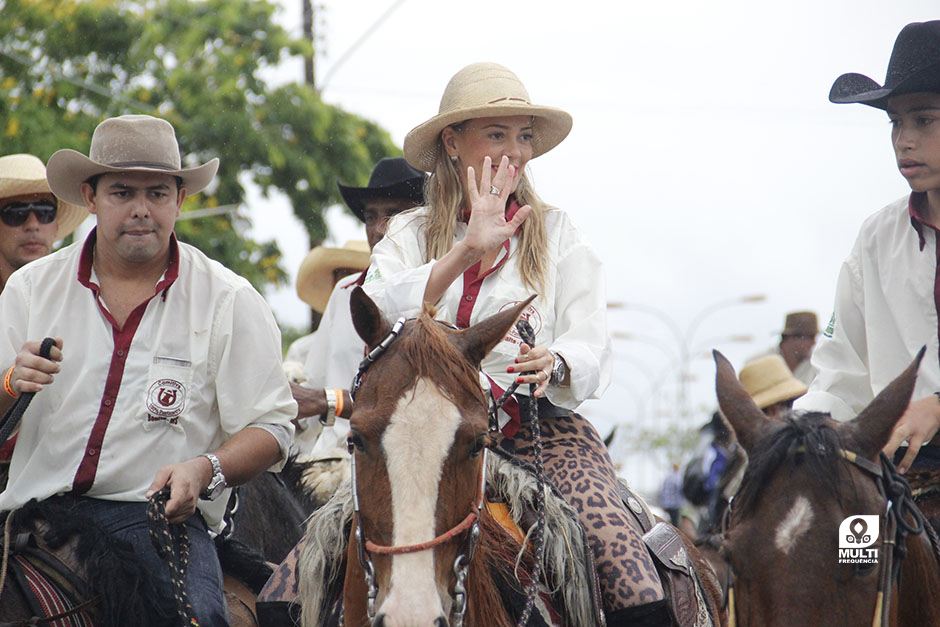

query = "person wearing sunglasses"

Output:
[[0, 154, 87, 292]]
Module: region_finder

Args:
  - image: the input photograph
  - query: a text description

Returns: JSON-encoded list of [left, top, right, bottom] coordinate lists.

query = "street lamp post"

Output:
[[609, 294, 765, 424]]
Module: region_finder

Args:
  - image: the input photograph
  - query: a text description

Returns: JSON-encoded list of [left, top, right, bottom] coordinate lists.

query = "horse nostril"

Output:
[[372, 614, 385, 627], [434, 617, 449, 627]]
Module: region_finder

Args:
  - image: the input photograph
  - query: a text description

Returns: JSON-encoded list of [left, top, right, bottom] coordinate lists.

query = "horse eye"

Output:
[[853, 561, 877, 577], [469, 435, 485, 458], [347, 433, 365, 452]]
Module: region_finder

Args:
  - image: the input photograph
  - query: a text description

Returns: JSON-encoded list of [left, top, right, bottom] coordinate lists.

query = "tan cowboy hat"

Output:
[[0, 154, 88, 240], [46, 115, 219, 206], [296, 240, 370, 313], [739, 355, 807, 410], [403, 62, 573, 172]]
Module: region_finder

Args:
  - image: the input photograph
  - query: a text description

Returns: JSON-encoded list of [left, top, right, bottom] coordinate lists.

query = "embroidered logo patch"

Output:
[[147, 378, 186, 424], [498, 301, 543, 345], [824, 312, 835, 338]]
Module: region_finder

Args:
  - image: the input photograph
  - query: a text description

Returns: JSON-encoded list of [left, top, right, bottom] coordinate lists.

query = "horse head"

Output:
[[713, 348, 940, 626], [343, 287, 533, 627]]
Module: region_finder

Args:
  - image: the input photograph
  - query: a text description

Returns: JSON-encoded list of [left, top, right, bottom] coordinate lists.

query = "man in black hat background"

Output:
[[747, 311, 818, 385], [289, 157, 426, 447], [794, 21, 940, 474]]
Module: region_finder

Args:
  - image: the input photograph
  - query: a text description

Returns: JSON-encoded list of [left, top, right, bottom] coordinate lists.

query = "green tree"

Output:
[[0, 0, 399, 295]]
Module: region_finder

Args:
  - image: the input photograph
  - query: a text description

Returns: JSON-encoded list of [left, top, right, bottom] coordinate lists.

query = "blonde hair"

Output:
[[422, 129, 549, 295]]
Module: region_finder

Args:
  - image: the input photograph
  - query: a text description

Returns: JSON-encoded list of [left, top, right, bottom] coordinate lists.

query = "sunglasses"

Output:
[[0, 201, 58, 227]]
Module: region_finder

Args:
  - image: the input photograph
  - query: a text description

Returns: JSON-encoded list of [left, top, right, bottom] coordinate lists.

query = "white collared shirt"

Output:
[[795, 195, 940, 420], [0, 232, 297, 531], [363, 206, 611, 410]]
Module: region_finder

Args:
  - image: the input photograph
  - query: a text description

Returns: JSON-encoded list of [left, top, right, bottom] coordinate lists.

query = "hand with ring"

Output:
[[507, 342, 554, 398], [462, 155, 532, 257]]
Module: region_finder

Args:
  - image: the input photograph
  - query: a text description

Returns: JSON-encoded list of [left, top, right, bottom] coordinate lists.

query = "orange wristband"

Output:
[[334, 389, 345, 418], [3, 366, 18, 399]]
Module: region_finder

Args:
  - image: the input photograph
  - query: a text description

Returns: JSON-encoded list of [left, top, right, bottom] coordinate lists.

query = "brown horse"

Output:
[[297, 288, 723, 627], [713, 349, 940, 627]]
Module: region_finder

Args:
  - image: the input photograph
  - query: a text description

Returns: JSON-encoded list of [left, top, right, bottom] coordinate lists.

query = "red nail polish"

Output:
[[507, 367, 514, 373], [516, 377, 524, 383]]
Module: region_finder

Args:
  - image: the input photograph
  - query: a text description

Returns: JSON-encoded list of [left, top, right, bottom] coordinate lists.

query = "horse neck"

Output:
[[899, 529, 940, 623]]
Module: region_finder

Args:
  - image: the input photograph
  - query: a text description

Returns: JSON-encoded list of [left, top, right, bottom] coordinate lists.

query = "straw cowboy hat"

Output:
[[739, 355, 807, 410], [337, 157, 427, 222], [780, 311, 818, 337], [830, 20, 940, 109], [296, 240, 370, 313], [46, 114, 219, 206], [403, 62, 573, 172], [0, 154, 88, 240]]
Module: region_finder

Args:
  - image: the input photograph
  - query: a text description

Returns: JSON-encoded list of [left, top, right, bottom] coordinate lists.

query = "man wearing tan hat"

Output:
[[748, 310, 818, 386], [739, 354, 808, 418], [0, 115, 296, 625], [0, 154, 87, 292]]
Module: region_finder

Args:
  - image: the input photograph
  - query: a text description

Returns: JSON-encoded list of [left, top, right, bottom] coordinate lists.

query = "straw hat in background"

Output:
[[296, 240, 370, 313], [0, 154, 88, 240], [738, 355, 808, 410], [403, 62, 573, 172]]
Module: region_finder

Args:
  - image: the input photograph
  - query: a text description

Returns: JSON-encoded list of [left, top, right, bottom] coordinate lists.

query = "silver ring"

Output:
[[489, 185, 501, 196]]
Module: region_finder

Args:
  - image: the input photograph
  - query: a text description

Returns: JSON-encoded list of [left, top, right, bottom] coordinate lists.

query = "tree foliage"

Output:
[[0, 0, 399, 294]]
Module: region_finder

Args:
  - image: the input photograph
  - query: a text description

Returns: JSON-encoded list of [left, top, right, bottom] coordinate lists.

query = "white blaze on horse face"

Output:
[[379, 377, 461, 623], [774, 495, 814, 555]]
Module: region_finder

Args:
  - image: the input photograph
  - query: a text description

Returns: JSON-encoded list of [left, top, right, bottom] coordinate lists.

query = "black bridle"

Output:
[[346, 316, 546, 627], [720, 446, 940, 627]]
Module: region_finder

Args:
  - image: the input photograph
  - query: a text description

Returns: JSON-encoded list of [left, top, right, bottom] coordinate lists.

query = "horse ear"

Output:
[[847, 346, 924, 459], [454, 295, 537, 367], [349, 287, 392, 350], [714, 350, 773, 454]]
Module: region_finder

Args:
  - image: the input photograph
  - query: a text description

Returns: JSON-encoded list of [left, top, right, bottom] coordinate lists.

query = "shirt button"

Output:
[[104, 399, 112, 407], [88, 448, 97, 456], [116, 350, 125, 357], [465, 295, 474, 302]]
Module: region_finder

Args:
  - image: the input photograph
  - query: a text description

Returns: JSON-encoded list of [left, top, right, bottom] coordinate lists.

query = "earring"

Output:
[[449, 154, 458, 163]]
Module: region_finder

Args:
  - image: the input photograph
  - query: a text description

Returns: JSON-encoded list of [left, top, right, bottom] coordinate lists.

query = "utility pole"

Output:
[[302, 0, 316, 88]]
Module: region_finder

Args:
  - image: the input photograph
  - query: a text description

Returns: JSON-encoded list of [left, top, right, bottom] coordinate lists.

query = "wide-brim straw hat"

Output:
[[0, 154, 88, 240], [46, 114, 219, 206], [296, 240, 370, 313], [739, 355, 808, 410], [829, 20, 940, 110], [403, 62, 573, 172]]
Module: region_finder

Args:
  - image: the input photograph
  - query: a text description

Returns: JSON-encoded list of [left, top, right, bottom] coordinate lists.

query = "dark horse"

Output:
[[296, 289, 723, 627], [0, 456, 312, 626], [712, 349, 940, 626]]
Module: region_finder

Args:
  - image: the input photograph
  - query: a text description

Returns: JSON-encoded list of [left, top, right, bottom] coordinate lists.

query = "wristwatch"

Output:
[[199, 453, 227, 501], [550, 351, 568, 386]]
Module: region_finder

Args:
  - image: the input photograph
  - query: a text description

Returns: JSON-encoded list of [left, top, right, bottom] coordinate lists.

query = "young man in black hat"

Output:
[[794, 21, 940, 474], [257, 158, 426, 623]]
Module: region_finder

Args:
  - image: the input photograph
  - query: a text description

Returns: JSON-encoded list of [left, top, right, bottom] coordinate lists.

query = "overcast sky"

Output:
[[245, 1, 937, 493]]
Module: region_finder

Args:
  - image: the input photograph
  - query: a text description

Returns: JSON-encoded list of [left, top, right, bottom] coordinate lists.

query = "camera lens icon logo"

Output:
[[838, 515, 879, 549]]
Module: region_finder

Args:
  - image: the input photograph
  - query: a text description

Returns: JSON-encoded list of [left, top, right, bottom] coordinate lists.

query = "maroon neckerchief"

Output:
[[458, 198, 524, 437]]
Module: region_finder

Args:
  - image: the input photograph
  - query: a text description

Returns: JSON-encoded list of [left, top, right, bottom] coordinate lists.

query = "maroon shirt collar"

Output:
[[909, 192, 937, 251], [78, 228, 181, 295]]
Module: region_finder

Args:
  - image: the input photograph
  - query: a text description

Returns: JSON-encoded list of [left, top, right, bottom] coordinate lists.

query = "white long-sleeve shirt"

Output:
[[0, 233, 297, 531], [795, 194, 940, 420], [363, 205, 611, 411]]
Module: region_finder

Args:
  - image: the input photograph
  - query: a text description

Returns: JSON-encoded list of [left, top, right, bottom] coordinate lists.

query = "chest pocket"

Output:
[[143, 356, 193, 433]]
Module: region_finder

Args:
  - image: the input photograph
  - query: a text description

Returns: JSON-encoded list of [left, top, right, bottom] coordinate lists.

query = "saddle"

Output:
[[616, 480, 717, 627]]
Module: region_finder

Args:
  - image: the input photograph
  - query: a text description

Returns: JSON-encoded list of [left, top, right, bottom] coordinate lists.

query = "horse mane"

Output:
[[734, 411, 850, 517], [394, 314, 488, 408]]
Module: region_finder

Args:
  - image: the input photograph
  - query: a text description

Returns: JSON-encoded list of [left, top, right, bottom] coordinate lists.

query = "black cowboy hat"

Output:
[[829, 21, 940, 110], [337, 157, 428, 222]]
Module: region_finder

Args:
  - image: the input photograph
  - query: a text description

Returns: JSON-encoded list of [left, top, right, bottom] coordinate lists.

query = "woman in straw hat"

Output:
[[364, 62, 667, 625]]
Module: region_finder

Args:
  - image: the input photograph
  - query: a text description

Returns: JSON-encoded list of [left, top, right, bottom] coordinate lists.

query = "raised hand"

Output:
[[463, 155, 532, 256]]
